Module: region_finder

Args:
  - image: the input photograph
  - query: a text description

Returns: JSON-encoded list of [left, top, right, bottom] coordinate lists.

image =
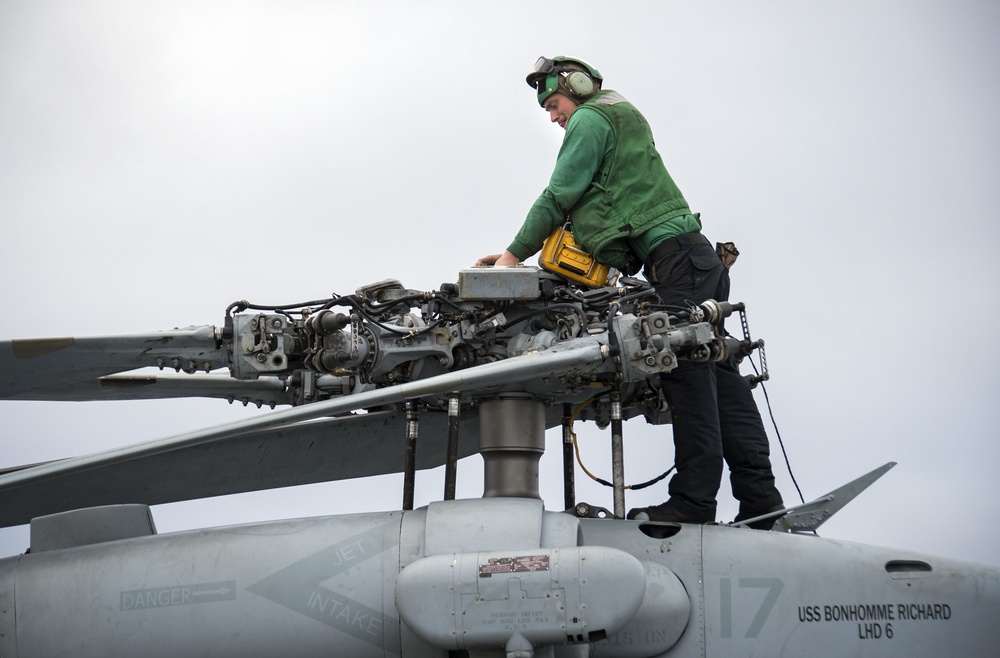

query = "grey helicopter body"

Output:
[[1, 267, 997, 657]]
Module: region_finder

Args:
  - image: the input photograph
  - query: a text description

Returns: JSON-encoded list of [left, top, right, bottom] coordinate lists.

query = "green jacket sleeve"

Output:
[[507, 109, 615, 260]]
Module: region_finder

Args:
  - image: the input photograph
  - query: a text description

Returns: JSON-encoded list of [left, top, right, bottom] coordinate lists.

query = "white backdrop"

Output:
[[2, 0, 997, 566]]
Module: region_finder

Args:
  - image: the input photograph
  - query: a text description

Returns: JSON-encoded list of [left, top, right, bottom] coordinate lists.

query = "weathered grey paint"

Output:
[[3, 504, 997, 657]]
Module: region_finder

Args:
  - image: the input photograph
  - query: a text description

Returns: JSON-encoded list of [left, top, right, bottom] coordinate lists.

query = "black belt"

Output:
[[644, 231, 711, 268]]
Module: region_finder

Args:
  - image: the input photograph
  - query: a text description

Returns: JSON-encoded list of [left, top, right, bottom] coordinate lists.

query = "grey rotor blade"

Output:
[[0, 339, 607, 496], [0, 341, 602, 527], [3, 373, 296, 407], [0, 327, 228, 399], [0, 408, 482, 528]]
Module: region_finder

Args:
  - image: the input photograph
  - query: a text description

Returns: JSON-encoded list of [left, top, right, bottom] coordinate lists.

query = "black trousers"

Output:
[[645, 234, 783, 519]]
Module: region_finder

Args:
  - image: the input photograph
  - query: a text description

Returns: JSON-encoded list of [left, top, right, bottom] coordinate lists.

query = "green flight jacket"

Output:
[[508, 90, 696, 270]]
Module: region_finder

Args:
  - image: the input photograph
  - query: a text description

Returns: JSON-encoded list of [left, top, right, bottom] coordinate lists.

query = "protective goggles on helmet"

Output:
[[532, 56, 560, 77], [527, 56, 603, 84], [525, 57, 559, 95]]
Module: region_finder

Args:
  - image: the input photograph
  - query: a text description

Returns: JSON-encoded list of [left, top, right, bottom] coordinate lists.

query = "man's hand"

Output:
[[475, 250, 521, 267]]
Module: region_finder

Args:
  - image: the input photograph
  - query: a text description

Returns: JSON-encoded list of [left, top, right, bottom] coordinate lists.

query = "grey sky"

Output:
[[1, 0, 998, 566]]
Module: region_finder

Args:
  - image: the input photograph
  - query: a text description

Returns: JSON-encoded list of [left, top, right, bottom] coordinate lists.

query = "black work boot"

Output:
[[734, 504, 785, 530], [627, 501, 714, 524]]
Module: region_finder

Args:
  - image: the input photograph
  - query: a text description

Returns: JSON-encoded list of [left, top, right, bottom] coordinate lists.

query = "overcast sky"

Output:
[[1, 0, 998, 567]]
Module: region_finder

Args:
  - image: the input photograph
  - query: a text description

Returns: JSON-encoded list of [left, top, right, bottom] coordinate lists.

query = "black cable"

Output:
[[228, 297, 342, 316], [616, 287, 659, 305], [749, 356, 805, 505], [322, 296, 435, 336], [498, 303, 589, 333], [232, 293, 453, 339], [626, 465, 675, 491], [362, 292, 427, 311], [645, 303, 691, 321], [432, 292, 466, 313]]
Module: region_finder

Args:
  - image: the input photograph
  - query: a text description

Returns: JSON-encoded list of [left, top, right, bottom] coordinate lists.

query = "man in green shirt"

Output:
[[478, 56, 783, 528]]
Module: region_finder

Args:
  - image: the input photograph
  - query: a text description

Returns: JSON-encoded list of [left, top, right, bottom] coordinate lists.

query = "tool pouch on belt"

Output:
[[716, 241, 739, 269], [539, 222, 615, 288]]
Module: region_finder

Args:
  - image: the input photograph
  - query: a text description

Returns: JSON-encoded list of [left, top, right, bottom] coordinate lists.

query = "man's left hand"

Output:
[[475, 250, 520, 267]]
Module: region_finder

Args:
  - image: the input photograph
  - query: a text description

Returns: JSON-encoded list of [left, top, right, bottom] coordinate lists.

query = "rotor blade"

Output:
[[0, 408, 496, 528], [0, 460, 57, 476], [0, 339, 607, 494], [3, 373, 296, 407], [0, 327, 228, 399], [0, 341, 605, 526]]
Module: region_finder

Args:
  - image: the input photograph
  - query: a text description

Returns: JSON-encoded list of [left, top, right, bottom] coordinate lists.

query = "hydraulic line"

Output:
[[403, 401, 419, 510], [444, 393, 460, 501], [562, 403, 575, 510]]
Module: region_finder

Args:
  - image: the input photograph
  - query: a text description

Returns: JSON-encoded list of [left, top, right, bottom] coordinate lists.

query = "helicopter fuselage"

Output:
[[1, 500, 996, 657]]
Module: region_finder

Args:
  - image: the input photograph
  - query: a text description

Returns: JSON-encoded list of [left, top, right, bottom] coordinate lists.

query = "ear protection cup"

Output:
[[564, 70, 596, 98]]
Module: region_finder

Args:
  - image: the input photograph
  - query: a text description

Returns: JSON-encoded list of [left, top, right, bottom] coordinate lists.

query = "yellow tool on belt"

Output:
[[538, 223, 615, 288]]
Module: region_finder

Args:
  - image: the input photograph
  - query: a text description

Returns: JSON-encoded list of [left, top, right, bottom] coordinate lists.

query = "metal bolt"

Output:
[[645, 356, 657, 366]]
